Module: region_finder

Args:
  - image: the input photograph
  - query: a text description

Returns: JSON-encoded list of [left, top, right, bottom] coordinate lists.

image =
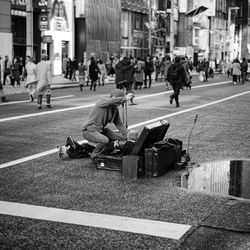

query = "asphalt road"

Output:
[[0, 74, 250, 249]]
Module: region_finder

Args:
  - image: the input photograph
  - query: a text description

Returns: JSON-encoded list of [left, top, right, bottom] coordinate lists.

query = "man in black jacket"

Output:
[[144, 55, 154, 88], [167, 56, 186, 107]]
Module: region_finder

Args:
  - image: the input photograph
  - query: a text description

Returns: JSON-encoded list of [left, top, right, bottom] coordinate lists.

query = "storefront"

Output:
[[41, 0, 74, 75], [11, 0, 27, 59]]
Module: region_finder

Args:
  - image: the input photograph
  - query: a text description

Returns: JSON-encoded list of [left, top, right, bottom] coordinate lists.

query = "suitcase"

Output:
[[144, 138, 183, 178], [94, 120, 170, 177]]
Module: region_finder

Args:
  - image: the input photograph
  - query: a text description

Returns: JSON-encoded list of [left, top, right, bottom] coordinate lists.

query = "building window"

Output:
[[133, 12, 143, 31]]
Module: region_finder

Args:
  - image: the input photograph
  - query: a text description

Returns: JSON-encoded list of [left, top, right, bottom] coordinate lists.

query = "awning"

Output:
[[185, 6, 208, 16]]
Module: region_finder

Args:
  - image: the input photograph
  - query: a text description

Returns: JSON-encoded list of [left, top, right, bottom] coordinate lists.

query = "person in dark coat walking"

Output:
[[88, 57, 100, 91], [144, 55, 154, 88], [167, 56, 186, 107], [115, 56, 135, 103]]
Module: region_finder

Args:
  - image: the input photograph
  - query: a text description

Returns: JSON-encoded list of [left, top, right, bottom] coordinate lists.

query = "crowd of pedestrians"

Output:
[[1, 51, 249, 109]]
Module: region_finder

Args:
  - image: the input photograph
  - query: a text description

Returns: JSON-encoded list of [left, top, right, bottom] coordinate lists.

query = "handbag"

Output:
[[199, 71, 204, 81]]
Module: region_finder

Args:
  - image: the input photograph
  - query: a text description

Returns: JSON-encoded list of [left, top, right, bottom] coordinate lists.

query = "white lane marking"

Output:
[[0, 104, 94, 122], [0, 81, 231, 123], [135, 81, 231, 100], [129, 90, 250, 129], [0, 95, 75, 106], [0, 201, 191, 240], [0, 90, 249, 170]]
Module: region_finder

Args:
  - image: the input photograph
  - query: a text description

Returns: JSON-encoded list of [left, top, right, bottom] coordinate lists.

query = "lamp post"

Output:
[[148, 0, 152, 55], [26, 0, 33, 57], [170, 0, 174, 59]]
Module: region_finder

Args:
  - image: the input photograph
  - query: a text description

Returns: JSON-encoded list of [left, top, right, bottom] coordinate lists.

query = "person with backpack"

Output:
[[167, 56, 186, 107]]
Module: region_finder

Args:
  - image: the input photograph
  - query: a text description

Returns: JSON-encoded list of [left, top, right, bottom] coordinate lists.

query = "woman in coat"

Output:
[[25, 56, 37, 102], [78, 58, 87, 91], [88, 57, 100, 91], [10, 57, 21, 87], [232, 58, 241, 84], [97, 59, 107, 86], [134, 58, 144, 90]]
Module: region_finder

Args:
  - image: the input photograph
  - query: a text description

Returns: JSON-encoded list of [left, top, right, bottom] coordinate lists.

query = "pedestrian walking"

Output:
[[97, 59, 107, 86], [62, 54, 69, 76], [65, 57, 71, 79], [164, 55, 171, 90], [24, 56, 38, 102], [89, 56, 100, 91], [78, 58, 87, 91], [10, 57, 21, 87], [71, 57, 78, 81], [2, 55, 11, 85], [159, 57, 165, 82], [240, 57, 248, 84], [19, 57, 25, 81], [181, 56, 192, 89], [247, 59, 250, 80], [154, 56, 161, 81], [144, 55, 154, 88], [134, 58, 144, 90], [232, 58, 241, 85], [167, 56, 186, 107], [36, 54, 52, 109], [0, 56, 7, 102]]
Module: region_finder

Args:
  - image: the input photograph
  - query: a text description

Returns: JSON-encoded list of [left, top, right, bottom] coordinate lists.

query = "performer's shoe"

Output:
[[46, 104, 53, 108], [176, 103, 180, 107], [66, 136, 76, 149]]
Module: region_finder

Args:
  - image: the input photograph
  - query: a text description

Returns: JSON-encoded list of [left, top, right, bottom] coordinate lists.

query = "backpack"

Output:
[[170, 64, 179, 81]]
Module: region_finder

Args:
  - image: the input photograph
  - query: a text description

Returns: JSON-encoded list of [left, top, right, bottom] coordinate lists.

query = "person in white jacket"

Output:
[[25, 56, 37, 102], [36, 55, 52, 109]]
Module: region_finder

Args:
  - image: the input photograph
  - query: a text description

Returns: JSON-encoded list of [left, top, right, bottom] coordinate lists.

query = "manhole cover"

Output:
[[181, 160, 250, 199]]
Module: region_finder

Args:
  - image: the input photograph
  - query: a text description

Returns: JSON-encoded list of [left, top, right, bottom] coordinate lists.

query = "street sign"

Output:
[[40, 13, 48, 30], [42, 35, 52, 43]]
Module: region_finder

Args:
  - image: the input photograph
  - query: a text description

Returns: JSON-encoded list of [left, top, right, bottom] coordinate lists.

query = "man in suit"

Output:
[[36, 54, 52, 109]]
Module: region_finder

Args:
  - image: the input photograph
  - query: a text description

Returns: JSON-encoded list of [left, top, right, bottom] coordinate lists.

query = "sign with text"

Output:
[[33, 0, 48, 10], [11, 0, 26, 10], [40, 13, 48, 30], [42, 35, 52, 43]]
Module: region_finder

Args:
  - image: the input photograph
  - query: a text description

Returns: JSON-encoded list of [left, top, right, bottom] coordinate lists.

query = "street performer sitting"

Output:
[[82, 89, 134, 160]]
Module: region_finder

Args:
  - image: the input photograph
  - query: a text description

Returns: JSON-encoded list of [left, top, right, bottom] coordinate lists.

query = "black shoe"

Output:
[[37, 105, 42, 110], [46, 104, 53, 108], [176, 103, 180, 107], [169, 96, 173, 104], [143, 86, 147, 88], [66, 136, 76, 149]]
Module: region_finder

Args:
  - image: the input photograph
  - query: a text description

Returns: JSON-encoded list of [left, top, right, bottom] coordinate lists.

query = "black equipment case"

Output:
[[144, 138, 183, 178], [94, 120, 170, 178]]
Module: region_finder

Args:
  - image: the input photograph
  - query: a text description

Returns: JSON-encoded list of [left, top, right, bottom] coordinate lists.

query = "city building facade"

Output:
[[1, 0, 250, 75]]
